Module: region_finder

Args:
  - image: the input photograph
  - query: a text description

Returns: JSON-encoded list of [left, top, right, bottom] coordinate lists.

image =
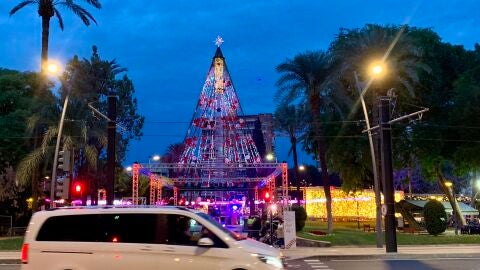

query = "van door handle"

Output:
[[161, 247, 175, 252]]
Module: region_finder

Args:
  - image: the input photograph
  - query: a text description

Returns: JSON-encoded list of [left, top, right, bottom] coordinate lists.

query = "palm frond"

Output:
[[9, 0, 37, 16], [59, 2, 97, 25], [15, 147, 46, 186], [54, 7, 64, 30], [83, 0, 102, 9], [26, 115, 40, 134], [41, 126, 58, 153], [63, 135, 74, 150], [84, 145, 98, 170]]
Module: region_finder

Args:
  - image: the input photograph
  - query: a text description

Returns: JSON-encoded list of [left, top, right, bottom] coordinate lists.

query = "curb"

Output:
[[296, 236, 331, 247], [0, 259, 20, 264]]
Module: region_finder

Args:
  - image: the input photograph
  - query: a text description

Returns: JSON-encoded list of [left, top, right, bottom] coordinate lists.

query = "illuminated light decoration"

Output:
[[281, 163, 288, 207], [157, 181, 162, 205], [173, 187, 178, 206], [178, 41, 262, 187], [132, 163, 140, 205], [149, 174, 156, 205], [214, 35, 224, 47], [112, 237, 118, 242], [305, 187, 404, 219]]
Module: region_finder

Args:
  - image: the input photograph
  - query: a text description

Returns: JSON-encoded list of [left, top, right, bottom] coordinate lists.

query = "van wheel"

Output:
[[233, 268, 246, 270]]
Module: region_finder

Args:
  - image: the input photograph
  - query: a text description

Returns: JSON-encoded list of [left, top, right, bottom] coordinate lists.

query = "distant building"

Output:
[[243, 113, 274, 157]]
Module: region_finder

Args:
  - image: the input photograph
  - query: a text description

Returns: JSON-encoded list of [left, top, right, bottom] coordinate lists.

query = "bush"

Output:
[[292, 205, 307, 231], [424, 200, 447, 236]]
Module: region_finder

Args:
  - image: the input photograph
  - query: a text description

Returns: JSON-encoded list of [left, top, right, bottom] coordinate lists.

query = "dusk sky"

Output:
[[1, 0, 479, 167]]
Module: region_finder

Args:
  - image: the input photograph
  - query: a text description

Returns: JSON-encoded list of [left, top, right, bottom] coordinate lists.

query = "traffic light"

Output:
[[58, 150, 71, 172], [263, 191, 271, 203], [55, 176, 70, 199], [71, 182, 83, 199], [75, 183, 82, 193]]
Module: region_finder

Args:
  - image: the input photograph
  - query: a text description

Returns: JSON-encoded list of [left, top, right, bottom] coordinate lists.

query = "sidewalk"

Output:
[[282, 245, 480, 260]]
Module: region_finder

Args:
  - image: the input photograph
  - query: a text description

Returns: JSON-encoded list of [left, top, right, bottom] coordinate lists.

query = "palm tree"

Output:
[[9, 0, 102, 72], [273, 103, 307, 198], [276, 51, 337, 233]]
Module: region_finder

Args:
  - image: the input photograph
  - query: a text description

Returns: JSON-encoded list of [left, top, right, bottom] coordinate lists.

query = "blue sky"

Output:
[[1, 0, 479, 167]]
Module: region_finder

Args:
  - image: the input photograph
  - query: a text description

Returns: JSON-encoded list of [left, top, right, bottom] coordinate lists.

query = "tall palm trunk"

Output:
[[310, 96, 333, 233], [435, 165, 466, 227], [40, 16, 51, 72], [289, 132, 300, 200]]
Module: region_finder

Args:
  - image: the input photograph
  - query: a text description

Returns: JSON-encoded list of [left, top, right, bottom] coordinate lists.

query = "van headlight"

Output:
[[255, 254, 284, 269]]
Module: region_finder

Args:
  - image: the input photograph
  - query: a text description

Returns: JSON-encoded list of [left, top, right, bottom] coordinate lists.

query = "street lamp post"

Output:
[[354, 70, 383, 248], [48, 62, 69, 208], [106, 90, 117, 205]]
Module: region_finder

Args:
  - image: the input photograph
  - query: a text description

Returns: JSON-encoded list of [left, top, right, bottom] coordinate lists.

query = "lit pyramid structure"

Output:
[[132, 37, 288, 206], [178, 37, 264, 185]]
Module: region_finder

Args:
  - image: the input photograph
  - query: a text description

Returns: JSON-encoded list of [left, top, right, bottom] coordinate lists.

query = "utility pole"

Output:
[[379, 96, 397, 253], [106, 90, 117, 205]]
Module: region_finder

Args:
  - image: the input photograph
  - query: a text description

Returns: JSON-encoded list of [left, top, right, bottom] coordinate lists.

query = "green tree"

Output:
[[408, 30, 479, 226], [9, 0, 102, 72], [424, 199, 447, 236], [16, 47, 144, 206], [0, 68, 55, 212], [276, 51, 338, 233]]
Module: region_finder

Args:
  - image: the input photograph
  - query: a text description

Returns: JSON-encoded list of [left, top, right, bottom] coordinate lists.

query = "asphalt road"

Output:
[[4, 258, 480, 270], [286, 257, 480, 270]]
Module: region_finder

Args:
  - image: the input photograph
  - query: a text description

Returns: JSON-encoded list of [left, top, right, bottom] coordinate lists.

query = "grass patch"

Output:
[[0, 237, 23, 250], [299, 220, 480, 246]]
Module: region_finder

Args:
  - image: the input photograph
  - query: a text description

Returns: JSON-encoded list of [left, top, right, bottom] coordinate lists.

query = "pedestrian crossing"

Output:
[[285, 258, 334, 269], [302, 259, 333, 270]]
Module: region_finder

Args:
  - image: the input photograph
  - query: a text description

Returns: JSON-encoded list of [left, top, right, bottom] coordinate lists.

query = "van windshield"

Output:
[[196, 212, 245, 241]]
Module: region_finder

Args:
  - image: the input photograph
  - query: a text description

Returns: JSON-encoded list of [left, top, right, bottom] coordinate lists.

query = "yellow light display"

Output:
[[305, 187, 404, 219]]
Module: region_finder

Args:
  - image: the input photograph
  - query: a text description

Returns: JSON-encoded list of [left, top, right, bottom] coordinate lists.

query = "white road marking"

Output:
[[304, 259, 320, 262]]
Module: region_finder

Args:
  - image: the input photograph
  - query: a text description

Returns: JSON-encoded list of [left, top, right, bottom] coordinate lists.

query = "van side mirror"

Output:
[[197, 237, 214, 247]]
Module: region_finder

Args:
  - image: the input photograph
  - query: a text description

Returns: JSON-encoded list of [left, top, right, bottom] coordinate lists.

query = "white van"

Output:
[[21, 206, 284, 270]]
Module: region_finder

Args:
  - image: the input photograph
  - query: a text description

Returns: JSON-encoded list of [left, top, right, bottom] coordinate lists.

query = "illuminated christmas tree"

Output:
[[179, 37, 261, 185]]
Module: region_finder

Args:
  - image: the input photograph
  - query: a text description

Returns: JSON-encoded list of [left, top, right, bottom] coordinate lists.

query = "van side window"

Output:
[[36, 214, 169, 244], [36, 214, 99, 242], [167, 214, 228, 248]]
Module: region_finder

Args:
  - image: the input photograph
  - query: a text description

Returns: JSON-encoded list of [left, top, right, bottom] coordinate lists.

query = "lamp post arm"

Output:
[[354, 71, 383, 248], [50, 94, 70, 207]]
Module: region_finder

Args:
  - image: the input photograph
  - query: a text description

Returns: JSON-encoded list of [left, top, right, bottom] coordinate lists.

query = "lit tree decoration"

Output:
[[215, 35, 224, 47], [179, 39, 261, 185]]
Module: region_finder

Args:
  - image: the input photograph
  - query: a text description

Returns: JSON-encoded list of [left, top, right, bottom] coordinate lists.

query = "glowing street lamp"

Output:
[[369, 62, 386, 78], [354, 61, 387, 248], [265, 153, 274, 162], [299, 165, 306, 171], [126, 166, 133, 172], [445, 181, 453, 188], [152, 155, 161, 161]]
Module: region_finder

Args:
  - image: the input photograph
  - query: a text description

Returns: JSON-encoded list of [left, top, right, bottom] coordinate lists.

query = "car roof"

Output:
[[33, 206, 202, 218]]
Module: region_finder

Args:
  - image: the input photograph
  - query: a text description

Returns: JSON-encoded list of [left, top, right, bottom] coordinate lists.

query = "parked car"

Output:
[[21, 206, 284, 270]]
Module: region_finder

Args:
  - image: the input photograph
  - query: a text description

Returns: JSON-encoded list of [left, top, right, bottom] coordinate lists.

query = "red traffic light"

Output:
[[75, 183, 82, 193], [264, 191, 271, 203]]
